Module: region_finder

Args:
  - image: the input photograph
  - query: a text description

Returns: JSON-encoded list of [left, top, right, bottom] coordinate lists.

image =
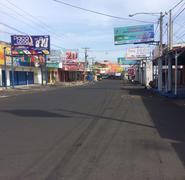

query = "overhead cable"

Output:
[[170, 0, 184, 11], [1, 1, 65, 40], [0, 22, 26, 34], [53, 0, 156, 24], [173, 6, 185, 21]]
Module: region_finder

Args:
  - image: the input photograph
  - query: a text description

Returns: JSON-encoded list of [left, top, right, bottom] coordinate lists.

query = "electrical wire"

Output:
[[170, 0, 184, 11], [0, 9, 45, 34], [0, 30, 14, 35], [0, 1, 65, 40], [53, 0, 156, 24], [6, 0, 66, 39], [0, 22, 63, 49], [173, 6, 185, 21], [0, 22, 26, 34]]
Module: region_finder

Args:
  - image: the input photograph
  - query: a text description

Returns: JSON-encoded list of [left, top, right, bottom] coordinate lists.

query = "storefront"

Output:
[[59, 62, 85, 82], [153, 45, 185, 96], [47, 62, 62, 84], [0, 57, 42, 87], [0, 41, 43, 87]]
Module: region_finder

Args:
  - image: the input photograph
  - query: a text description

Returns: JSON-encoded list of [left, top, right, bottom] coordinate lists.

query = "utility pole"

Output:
[[3, 47, 7, 89], [82, 47, 89, 81], [168, 9, 173, 92], [158, 12, 164, 91], [169, 9, 173, 50], [159, 12, 163, 55]]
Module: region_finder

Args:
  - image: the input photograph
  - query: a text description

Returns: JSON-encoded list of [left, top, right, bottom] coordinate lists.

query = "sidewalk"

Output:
[[0, 81, 90, 98]]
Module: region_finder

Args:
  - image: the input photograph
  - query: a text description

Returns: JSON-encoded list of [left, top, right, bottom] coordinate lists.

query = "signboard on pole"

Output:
[[117, 57, 139, 65], [11, 35, 50, 55], [0, 41, 11, 65], [128, 67, 136, 77], [125, 47, 151, 59], [114, 24, 154, 45]]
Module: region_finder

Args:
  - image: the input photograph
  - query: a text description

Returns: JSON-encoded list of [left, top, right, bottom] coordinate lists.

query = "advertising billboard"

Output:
[[125, 47, 151, 59], [114, 24, 154, 45], [128, 67, 136, 77], [66, 51, 78, 61], [63, 50, 78, 68], [118, 57, 139, 65], [11, 35, 50, 55], [0, 42, 11, 65]]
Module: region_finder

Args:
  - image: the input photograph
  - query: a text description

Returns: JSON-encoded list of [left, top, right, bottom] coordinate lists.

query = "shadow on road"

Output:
[[56, 108, 155, 129], [2, 109, 70, 118], [124, 83, 185, 167]]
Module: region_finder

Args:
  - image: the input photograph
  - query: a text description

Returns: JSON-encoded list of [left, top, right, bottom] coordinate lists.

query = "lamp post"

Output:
[[3, 47, 7, 89], [129, 12, 167, 90], [129, 12, 161, 17]]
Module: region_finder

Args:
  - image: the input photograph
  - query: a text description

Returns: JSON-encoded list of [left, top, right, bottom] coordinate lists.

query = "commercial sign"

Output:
[[66, 51, 78, 60], [118, 57, 139, 65], [114, 24, 154, 45], [125, 47, 151, 59], [11, 35, 50, 55], [63, 62, 84, 71], [128, 67, 136, 77], [0, 42, 11, 65], [152, 46, 160, 60], [49, 50, 62, 62]]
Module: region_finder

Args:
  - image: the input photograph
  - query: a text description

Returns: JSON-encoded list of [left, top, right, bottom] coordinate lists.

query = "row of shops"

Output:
[[153, 45, 185, 96], [0, 41, 86, 88], [0, 60, 86, 87]]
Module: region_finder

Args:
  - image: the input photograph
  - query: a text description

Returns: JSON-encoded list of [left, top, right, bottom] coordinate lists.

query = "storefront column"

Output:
[[168, 56, 172, 92], [48, 70, 53, 83], [158, 58, 163, 91], [174, 53, 178, 96], [7, 69, 10, 86], [165, 55, 168, 92], [0, 69, 2, 86]]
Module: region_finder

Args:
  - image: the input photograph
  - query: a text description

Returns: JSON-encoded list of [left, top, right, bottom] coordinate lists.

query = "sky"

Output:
[[0, 0, 184, 62]]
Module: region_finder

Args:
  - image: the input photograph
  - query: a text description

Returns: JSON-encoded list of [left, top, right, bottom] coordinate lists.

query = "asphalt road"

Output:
[[0, 80, 184, 180]]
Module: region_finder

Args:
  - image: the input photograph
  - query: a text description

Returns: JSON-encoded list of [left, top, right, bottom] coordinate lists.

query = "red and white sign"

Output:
[[128, 68, 135, 76], [66, 51, 78, 61], [126, 47, 150, 60]]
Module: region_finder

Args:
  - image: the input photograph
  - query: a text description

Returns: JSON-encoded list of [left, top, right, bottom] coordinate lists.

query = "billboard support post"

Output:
[[41, 64, 43, 86], [11, 56, 14, 89], [3, 47, 7, 89], [45, 55, 48, 86], [159, 12, 164, 55], [114, 24, 154, 45]]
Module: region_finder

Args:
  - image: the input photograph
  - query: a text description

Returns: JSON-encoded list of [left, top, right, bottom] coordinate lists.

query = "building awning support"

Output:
[[174, 51, 179, 96]]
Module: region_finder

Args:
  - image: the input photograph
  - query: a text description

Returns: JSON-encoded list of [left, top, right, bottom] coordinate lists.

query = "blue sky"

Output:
[[0, 0, 183, 62]]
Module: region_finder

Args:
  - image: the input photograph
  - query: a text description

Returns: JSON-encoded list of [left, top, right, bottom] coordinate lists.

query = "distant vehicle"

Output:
[[114, 73, 122, 80], [101, 74, 109, 79], [97, 74, 102, 81]]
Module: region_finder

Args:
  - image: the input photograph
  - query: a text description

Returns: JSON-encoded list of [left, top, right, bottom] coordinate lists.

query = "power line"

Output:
[[6, 0, 66, 39], [170, 0, 184, 10], [0, 9, 45, 34], [0, 22, 26, 34], [154, 21, 160, 35], [53, 0, 156, 24], [172, 1, 185, 18], [173, 6, 185, 21], [0, 1, 65, 40], [6, 0, 65, 38], [0, 22, 63, 49], [173, 21, 185, 37], [0, 30, 13, 35]]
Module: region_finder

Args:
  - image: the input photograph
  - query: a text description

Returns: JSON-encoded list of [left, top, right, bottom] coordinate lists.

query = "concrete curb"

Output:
[[0, 81, 92, 98]]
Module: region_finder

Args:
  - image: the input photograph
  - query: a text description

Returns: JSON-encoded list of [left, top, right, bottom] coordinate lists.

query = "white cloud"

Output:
[[0, 0, 183, 61]]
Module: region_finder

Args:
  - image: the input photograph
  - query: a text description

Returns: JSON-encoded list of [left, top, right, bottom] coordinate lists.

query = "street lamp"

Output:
[[129, 12, 162, 17], [129, 11, 167, 91], [128, 12, 167, 54]]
